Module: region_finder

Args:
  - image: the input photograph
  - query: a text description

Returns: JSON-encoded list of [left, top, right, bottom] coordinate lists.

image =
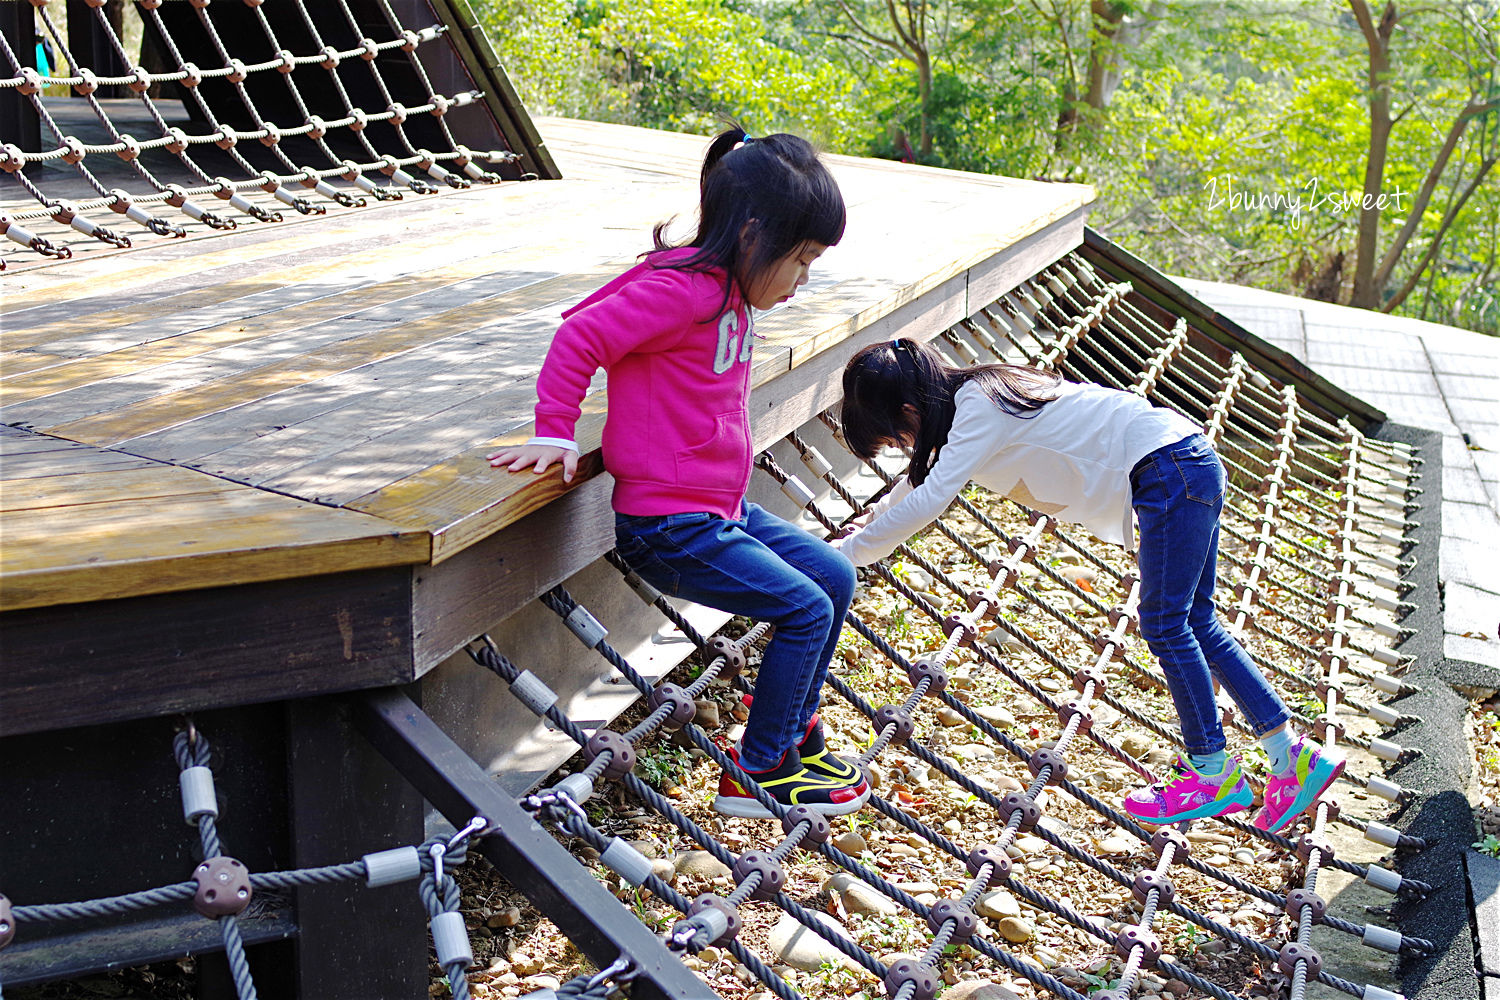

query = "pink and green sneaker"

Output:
[[1252, 736, 1345, 834], [1124, 755, 1254, 824]]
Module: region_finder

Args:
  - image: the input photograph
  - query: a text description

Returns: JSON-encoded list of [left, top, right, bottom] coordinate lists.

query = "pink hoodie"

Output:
[[531, 249, 757, 519]]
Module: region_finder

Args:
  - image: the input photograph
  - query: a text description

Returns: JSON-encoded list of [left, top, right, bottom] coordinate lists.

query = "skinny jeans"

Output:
[[1130, 434, 1290, 754], [615, 502, 856, 772]]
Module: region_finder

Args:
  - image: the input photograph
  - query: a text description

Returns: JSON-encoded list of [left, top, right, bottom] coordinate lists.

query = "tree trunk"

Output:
[[1349, 0, 1398, 309], [916, 47, 933, 157]]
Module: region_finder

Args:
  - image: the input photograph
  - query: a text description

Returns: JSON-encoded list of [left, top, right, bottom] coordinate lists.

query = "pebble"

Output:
[[674, 850, 731, 878], [1164, 979, 1190, 996], [974, 705, 1017, 728], [626, 839, 657, 858], [510, 954, 542, 976], [524, 976, 561, 991], [1097, 836, 1134, 856], [895, 880, 941, 895], [692, 700, 720, 728], [486, 906, 522, 929], [944, 819, 964, 834], [975, 890, 1021, 919], [767, 911, 861, 972], [824, 872, 899, 916], [936, 706, 967, 727], [1015, 834, 1048, 854], [997, 916, 1034, 943], [1185, 830, 1236, 846], [650, 859, 676, 883], [943, 982, 1023, 1000], [1120, 732, 1153, 758], [1232, 848, 1256, 864], [831, 830, 868, 855], [1037, 677, 1063, 693], [889, 843, 921, 859]]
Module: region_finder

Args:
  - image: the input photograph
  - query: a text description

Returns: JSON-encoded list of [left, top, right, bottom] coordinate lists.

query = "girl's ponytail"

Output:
[[699, 127, 748, 190]]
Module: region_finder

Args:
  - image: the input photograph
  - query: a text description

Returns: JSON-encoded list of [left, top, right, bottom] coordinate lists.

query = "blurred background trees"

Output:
[[475, 0, 1499, 335]]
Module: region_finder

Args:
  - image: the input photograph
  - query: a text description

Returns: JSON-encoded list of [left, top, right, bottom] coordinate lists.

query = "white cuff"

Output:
[[528, 436, 579, 452]]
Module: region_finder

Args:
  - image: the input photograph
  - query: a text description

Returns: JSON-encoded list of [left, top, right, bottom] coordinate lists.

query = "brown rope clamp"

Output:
[[1295, 833, 1334, 865], [884, 959, 939, 1000], [997, 792, 1042, 831], [1284, 888, 1327, 924], [874, 704, 914, 744], [192, 857, 252, 918], [707, 636, 746, 681], [685, 894, 740, 946], [647, 683, 696, 730], [1091, 632, 1126, 662], [1072, 667, 1107, 696], [1113, 926, 1162, 967], [966, 844, 1012, 885], [1106, 606, 1136, 634], [1027, 747, 1069, 787], [942, 614, 978, 647], [1311, 713, 1345, 745], [780, 805, 831, 848], [905, 657, 948, 697], [926, 899, 979, 943], [1277, 941, 1322, 978], [584, 731, 636, 781], [1150, 828, 1190, 862], [985, 560, 1020, 588], [1131, 870, 1175, 907], [964, 588, 1000, 619], [730, 851, 786, 901], [1056, 700, 1094, 735], [1006, 535, 1038, 561]]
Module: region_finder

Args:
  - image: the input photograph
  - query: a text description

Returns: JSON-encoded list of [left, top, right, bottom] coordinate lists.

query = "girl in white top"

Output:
[[834, 339, 1344, 834]]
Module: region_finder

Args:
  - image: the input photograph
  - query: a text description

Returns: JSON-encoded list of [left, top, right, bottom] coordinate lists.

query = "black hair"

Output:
[[650, 125, 846, 313], [840, 339, 1061, 486]]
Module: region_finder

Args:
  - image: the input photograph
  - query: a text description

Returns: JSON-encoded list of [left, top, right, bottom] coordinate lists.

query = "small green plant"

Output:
[[1082, 972, 1123, 995], [636, 742, 694, 789], [1172, 927, 1212, 957], [886, 606, 911, 642], [1473, 834, 1500, 857]]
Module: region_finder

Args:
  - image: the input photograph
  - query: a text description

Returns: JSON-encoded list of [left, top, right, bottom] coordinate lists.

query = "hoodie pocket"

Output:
[[674, 409, 750, 490]]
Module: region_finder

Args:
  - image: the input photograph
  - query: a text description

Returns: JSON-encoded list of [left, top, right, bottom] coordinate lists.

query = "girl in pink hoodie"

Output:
[[490, 128, 868, 819]]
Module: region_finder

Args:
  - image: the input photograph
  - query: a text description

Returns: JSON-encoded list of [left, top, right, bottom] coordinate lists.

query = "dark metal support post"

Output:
[[350, 688, 712, 1000], [0, 3, 40, 152]]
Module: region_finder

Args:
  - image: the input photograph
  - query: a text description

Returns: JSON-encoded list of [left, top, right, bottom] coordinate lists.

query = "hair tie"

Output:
[[739, 131, 755, 146]]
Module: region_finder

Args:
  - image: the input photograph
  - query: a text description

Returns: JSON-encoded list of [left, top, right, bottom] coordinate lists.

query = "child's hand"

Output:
[[834, 510, 873, 539], [488, 444, 579, 483]]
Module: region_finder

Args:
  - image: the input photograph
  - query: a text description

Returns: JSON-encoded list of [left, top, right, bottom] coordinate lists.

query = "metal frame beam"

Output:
[[349, 688, 714, 1000]]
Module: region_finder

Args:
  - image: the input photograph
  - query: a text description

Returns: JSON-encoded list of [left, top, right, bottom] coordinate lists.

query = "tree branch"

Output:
[[1383, 155, 1497, 312]]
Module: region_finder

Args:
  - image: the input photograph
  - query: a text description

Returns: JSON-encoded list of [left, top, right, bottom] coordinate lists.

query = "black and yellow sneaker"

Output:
[[739, 695, 867, 787], [712, 747, 869, 819]]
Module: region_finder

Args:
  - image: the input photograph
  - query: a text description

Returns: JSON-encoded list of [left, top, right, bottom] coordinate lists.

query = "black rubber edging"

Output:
[[1373, 422, 1500, 1000]]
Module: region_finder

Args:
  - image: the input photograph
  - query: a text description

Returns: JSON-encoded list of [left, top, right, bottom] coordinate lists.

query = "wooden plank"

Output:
[[0, 447, 160, 479], [31, 263, 627, 447], [0, 237, 540, 405], [0, 427, 88, 456], [0, 488, 428, 611], [0, 464, 245, 512], [0, 567, 415, 736]]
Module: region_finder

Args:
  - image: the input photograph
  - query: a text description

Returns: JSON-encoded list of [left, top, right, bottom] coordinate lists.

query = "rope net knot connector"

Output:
[[966, 844, 1013, 885], [1285, 888, 1327, 924], [781, 805, 832, 849], [998, 792, 1043, 832], [884, 958, 940, 1000], [584, 731, 636, 781], [1113, 926, 1162, 967], [1132, 870, 1175, 907], [708, 636, 747, 680], [906, 657, 949, 696], [1027, 746, 1070, 786], [1278, 941, 1322, 978], [875, 704, 916, 744], [675, 894, 740, 950], [192, 857, 252, 918], [926, 900, 979, 943], [648, 683, 696, 730], [730, 852, 786, 901]]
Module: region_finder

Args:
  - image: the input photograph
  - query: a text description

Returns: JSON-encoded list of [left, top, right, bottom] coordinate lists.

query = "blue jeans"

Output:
[[615, 502, 856, 772], [1131, 434, 1290, 755]]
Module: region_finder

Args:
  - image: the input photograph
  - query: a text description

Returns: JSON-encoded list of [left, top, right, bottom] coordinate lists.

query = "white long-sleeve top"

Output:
[[834, 380, 1200, 565]]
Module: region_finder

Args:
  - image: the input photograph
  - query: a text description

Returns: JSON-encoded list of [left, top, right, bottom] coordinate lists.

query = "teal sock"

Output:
[[1260, 728, 1296, 774], [1186, 749, 1228, 775]]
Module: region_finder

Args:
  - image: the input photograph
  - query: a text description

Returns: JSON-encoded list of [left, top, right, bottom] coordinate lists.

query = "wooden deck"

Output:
[[0, 117, 1092, 734]]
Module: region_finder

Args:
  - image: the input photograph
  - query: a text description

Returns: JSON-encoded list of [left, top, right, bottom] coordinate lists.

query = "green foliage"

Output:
[[1473, 833, 1500, 857], [477, 0, 1499, 335]]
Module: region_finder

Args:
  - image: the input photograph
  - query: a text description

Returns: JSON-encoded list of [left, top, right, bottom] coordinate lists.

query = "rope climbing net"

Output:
[[461, 250, 1427, 1000], [0, 0, 527, 266], [0, 252, 1428, 1000]]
